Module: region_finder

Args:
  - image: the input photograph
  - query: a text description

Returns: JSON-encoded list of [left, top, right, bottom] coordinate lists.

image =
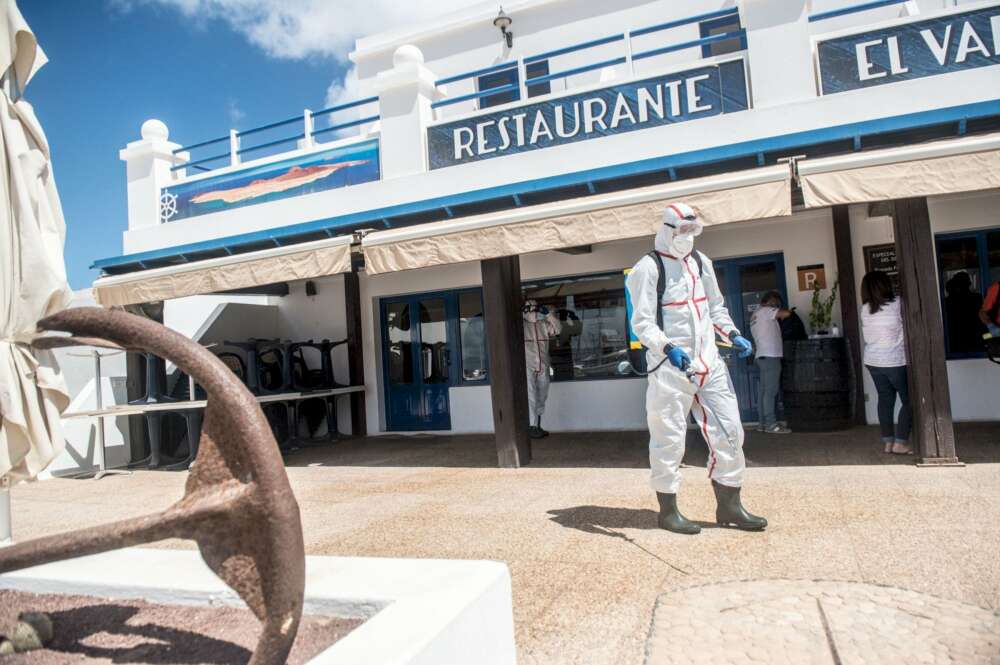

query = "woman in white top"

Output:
[[859, 271, 912, 455]]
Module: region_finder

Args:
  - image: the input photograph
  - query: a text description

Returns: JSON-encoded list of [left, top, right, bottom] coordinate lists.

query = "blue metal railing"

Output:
[[311, 96, 378, 118], [432, 6, 746, 113], [809, 0, 910, 23], [171, 96, 379, 173], [313, 114, 380, 138], [525, 57, 627, 87], [524, 33, 625, 64], [436, 61, 518, 86], [630, 7, 739, 38], [633, 29, 746, 62]]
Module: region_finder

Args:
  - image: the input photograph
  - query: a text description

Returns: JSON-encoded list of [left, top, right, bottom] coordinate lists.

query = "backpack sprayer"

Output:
[[618, 261, 743, 451]]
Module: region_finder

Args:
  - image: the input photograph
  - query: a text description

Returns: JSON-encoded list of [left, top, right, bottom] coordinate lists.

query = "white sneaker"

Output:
[[763, 424, 792, 434]]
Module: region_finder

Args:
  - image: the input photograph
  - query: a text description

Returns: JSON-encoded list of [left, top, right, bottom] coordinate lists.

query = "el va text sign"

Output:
[[817, 5, 1000, 94], [427, 59, 748, 169]]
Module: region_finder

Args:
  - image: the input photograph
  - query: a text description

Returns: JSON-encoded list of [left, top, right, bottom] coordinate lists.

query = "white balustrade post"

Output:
[[301, 109, 315, 149], [517, 58, 529, 101], [118, 119, 187, 230], [741, 0, 815, 108], [624, 32, 635, 77], [229, 129, 241, 167], [373, 45, 443, 179]]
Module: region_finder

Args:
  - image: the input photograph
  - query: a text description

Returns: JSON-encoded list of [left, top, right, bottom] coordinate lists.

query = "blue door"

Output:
[[381, 294, 454, 430], [711, 253, 788, 422]]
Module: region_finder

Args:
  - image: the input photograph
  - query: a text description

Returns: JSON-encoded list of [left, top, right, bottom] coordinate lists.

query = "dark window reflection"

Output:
[[419, 298, 449, 384], [459, 291, 487, 381], [523, 272, 628, 381], [386, 302, 413, 385]]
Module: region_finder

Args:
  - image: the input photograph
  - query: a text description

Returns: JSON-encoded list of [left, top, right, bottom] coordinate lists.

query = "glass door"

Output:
[[712, 253, 787, 422], [381, 294, 453, 430]]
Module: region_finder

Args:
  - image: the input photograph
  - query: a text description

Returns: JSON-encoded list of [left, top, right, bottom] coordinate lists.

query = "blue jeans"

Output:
[[756, 357, 782, 428], [866, 365, 912, 442]]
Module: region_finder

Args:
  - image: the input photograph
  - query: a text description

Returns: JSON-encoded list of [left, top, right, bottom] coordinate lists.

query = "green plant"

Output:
[[809, 280, 839, 333]]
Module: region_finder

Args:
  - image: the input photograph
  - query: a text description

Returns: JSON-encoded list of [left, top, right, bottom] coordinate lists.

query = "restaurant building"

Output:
[[87, 0, 1000, 467]]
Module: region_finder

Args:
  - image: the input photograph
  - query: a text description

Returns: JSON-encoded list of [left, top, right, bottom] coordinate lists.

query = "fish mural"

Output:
[[162, 139, 380, 222]]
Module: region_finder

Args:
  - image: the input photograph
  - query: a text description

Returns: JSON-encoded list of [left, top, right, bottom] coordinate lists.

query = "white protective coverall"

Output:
[[625, 208, 746, 493], [523, 304, 562, 425]]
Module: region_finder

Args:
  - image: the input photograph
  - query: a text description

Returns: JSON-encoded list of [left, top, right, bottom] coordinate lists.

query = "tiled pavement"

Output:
[[7, 422, 1000, 664]]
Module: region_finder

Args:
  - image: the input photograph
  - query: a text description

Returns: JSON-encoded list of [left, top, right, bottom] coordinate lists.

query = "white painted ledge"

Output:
[[0, 548, 516, 665]]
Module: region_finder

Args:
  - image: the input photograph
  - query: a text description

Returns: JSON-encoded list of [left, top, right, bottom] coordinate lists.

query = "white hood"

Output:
[[656, 202, 701, 256]]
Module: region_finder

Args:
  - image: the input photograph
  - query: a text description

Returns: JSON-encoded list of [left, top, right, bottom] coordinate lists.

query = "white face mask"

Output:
[[655, 221, 700, 257], [670, 233, 694, 256]]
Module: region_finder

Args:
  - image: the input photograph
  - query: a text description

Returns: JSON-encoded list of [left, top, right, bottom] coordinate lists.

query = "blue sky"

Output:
[[20, 0, 350, 289], [20, 0, 473, 289]]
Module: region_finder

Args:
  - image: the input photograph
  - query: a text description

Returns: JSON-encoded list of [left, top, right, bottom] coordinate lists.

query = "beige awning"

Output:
[[362, 164, 791, 275], [799, 133, 1000, 208], [93, 234, 354, 306]]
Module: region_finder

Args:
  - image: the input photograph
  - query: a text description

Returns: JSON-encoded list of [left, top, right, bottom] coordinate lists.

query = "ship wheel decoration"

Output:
[[159, 192, 178, 222]]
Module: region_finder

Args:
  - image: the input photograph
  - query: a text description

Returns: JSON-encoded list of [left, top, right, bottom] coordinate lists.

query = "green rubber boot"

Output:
[[656, 492, 701, 535], [712, 481, 767, 530]]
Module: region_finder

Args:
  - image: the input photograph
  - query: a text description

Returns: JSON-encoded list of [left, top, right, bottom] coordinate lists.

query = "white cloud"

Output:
[[120, 0, 482, 131], [123, 0, 481, 62], [226, 98, 246, 125]]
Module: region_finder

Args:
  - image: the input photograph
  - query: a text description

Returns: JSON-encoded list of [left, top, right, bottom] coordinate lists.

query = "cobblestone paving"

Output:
[[646, 580, 1000, 665]]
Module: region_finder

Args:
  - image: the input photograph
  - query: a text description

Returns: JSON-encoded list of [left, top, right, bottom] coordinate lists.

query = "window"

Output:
[[385, 301, 413, 384], [699, 14, 746, 58], [522, 271, 629, 381], [459, 291, 488, 382], [935, 228, 1000, 357], [476, 60, 551, 110]]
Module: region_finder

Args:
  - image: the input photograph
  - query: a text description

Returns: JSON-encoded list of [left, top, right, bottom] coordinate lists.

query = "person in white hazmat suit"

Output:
[[523, 299, 562, 439], [625, 202, 767, 535]]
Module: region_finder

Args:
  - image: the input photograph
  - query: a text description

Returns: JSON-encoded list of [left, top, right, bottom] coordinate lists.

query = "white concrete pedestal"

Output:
[[0, 548, 516, 665]]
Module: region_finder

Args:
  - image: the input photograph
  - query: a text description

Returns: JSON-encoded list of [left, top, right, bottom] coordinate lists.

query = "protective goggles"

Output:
[[664, 215, 704, 237]]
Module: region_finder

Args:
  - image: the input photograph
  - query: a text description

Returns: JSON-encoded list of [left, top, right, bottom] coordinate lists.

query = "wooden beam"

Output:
[[344, 271, 367, 437], [481, 255, 531, 467], [891, 198, 959, 465], [832, 205, 866, 426]]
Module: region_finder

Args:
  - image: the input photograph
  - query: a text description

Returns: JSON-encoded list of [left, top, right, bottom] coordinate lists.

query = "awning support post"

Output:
[[832, 204, 866, 425], [344, 272, 367, 437], [891, 197, 961, 465], [481, 255, 531, 468]]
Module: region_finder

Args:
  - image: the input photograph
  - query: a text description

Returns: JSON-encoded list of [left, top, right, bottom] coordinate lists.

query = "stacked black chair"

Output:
[[128, 352, 176, 469], [164, 372, 206, 471], [214, 337, 348, 451], [289, 339, 347, 444]]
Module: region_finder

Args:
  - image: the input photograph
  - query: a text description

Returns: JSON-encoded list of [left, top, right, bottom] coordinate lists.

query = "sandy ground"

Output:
[[6, 422, 1000, 665]]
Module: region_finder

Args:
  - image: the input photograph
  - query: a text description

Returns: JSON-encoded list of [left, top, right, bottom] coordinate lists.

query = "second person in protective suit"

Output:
[[625, 202, 767, 535], [523, 299, 561, 439]]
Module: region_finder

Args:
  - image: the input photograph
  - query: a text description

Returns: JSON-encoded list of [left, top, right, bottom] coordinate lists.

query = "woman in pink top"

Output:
[[860, 271, 912, 455]]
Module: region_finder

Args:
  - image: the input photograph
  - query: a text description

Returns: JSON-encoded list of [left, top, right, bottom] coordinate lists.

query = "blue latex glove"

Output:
[[665, 346, 692, 371], [731, 335, 753, 359]]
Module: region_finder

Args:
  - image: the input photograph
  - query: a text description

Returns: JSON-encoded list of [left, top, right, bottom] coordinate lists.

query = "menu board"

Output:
[[863, 243, 900, 293]]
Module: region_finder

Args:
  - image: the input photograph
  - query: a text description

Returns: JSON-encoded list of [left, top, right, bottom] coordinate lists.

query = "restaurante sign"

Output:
[[427, 59, 749, 169]]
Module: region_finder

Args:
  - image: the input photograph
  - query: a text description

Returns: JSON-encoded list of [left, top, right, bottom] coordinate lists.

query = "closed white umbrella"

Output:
[[0, 0, 72, 544]]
